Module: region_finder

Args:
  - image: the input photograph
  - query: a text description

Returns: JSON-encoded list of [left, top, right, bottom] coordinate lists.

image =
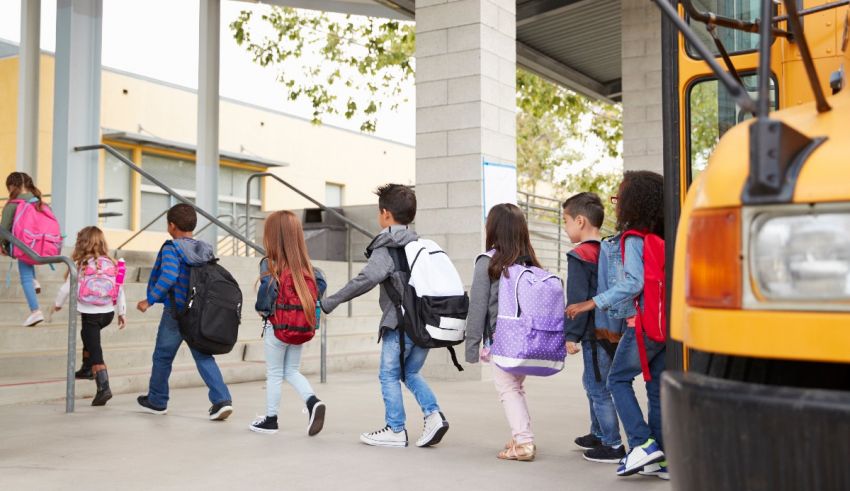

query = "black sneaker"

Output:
[[249, 415, 279, 434], [137, 395, 167, 415], [306, 396, 326, 436], [574, 433, 602, 450], [583, 444, 627, 464], [209, 401, 233, 421]]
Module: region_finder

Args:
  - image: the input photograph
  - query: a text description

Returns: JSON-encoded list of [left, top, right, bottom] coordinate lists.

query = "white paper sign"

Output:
[[482, 161, 517, 218]]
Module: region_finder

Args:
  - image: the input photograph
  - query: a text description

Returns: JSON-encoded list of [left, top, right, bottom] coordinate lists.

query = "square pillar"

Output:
[[51, 0, 102, 237], [196, 0, 220, 243], [415, 0, 517, 380], [621, 0, 663, 174], [17, 0, 40, 180]]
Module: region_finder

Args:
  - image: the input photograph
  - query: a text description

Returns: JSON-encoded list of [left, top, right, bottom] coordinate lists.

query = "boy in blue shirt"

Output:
[[136, 204, 233, 421], [562, 193, 624, 463]]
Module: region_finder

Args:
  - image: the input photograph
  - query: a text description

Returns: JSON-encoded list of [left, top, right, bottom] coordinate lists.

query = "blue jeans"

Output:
[[380, 328, 440, 432], [147, 310, 232, 408], [18, 261, 38, 311], [607, 327, 666, 449], [582, 340, 622, 447], [263, 324, 314, 417]]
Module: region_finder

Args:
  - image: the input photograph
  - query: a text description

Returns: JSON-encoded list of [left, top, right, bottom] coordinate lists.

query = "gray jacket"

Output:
[[464, 255, 500, 363], [172, 237, 216, 266], [321, 226, 418, 330]]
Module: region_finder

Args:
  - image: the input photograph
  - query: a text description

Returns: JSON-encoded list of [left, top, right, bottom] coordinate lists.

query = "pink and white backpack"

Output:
[[78, 257, 121, 306], [9, 198, 62, 265]]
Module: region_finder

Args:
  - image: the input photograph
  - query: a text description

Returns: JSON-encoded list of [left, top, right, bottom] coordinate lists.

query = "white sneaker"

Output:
[[617, 439, 665, 476], [416, 411, 449, 447], [360, 426, 408, 448], [640, 461, 670, 480], [24, 310, 44, 327]]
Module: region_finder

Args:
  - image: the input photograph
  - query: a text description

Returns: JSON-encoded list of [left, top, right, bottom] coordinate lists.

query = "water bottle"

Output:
[[116, 258, 126, 286]]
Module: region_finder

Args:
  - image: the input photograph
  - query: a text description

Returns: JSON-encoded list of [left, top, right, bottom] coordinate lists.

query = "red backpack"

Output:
[[270, 270, 319, 345], [621, 230, 666, 382]]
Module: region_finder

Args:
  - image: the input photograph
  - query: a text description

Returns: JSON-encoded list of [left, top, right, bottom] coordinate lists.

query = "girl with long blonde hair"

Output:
[[250, 211, 327, 436], [54, 226, 127, 406]]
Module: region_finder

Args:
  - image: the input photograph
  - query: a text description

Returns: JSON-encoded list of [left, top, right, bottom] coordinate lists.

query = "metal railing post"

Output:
[[320, 313, 328, 383], [347, 224, 353, 318]]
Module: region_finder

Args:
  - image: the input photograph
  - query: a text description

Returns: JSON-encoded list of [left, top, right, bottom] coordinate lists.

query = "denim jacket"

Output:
[[255, 257, 327, 319], [593, 234, 643, 325]]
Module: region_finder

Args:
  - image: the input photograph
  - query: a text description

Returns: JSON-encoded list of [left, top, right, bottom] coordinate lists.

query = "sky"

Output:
[[0, 0, 417, 145]]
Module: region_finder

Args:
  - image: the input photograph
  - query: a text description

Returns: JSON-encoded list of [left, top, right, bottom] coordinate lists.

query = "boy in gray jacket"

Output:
[[322, 184, 449, 448]]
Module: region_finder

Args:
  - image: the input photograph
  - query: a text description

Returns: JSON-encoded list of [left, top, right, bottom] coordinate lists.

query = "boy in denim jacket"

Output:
[[562, 193, 624, 464]]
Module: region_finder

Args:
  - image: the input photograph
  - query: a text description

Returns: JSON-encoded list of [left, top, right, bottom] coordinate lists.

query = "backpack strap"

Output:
[[381, 246, 412, 382], [620, 231, 653, 382]]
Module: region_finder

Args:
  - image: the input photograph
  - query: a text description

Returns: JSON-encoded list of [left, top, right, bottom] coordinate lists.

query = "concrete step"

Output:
[[0, 347, 380, 407]]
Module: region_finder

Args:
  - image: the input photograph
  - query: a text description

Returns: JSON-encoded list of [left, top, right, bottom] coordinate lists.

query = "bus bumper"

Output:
[[662, 371, 850, 491]]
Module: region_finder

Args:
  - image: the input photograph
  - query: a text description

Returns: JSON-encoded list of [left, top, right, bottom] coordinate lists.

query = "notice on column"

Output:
[[482, 161, 517, 219]]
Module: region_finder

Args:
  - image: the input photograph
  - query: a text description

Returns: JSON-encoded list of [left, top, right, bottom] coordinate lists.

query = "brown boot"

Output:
[[91, 364, 112, 406]]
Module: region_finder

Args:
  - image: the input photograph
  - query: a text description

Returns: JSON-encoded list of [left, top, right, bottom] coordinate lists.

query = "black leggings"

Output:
[[81, 312, 115, 365]]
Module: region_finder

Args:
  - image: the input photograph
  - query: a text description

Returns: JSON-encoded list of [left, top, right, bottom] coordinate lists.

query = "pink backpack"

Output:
[[78, 256, 120, 306], [9, 198, 62, 265]]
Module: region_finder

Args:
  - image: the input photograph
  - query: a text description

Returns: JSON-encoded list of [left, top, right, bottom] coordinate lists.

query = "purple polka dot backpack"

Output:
[[481, 251, 566, 376]]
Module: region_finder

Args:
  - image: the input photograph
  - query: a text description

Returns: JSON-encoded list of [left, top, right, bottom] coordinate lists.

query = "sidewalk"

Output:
[[0, 356, 671, 490]]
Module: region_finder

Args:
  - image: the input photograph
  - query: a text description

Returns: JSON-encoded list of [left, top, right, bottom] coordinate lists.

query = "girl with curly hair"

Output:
[[566, 170, 668, 480]]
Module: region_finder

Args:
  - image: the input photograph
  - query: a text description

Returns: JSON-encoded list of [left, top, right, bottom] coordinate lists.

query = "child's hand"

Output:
[[566, 300, 595, 319], [566, 341, 580, 355], [137, 300, 150, 313], [118, 315, 126, 330]]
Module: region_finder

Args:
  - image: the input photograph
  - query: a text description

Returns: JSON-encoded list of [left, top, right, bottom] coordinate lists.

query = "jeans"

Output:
[[263, 324, 315, 417], [607, 327, 666, 449], [380, 328, 439, 432], [18, 261, 38, 311], [581, 340, 621, 447], [81, 312, 115, 365], [493, 365, 534, 444], [147, 310, 232, 408]]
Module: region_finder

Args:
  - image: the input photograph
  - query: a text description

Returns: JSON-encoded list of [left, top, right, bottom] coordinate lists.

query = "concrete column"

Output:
[[51, 0, 102, 237], [415, 0, 517, 380], [196, 0, 220, 243], [17, 0, 40, 179], [621, 0, 663, 174]]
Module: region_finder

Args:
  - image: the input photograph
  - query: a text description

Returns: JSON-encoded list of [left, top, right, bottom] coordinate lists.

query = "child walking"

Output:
[[322, 184, 450, 448], [136, 204, 233, 421], [2, 172, 47, 326], [562, 193, 624, 464], [465, 203, 544, 462], [250, 210, 327, 436], [54, 226, 127, 406], [567, 171, 668, 480]]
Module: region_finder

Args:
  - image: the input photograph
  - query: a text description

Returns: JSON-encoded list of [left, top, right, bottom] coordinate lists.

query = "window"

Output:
[[686, 0, 764, 58], [101, 148, 132, 229], [687, 73, 778, 182], [139, 153, 263, 233], [325, 183, 343, 208]]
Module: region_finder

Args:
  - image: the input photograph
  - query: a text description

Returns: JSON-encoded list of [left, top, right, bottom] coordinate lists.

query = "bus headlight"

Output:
[[750, 212, 850, 302]]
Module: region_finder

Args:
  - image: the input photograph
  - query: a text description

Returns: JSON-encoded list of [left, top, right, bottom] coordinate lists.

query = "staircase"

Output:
[[0, 252, 383, 406]]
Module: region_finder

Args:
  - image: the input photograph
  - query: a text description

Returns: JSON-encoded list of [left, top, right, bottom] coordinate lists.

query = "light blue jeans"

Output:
[[18, 261, 39, 311], [380, 328, 440, 432], [264, 324, 315, 417], [582, 340, 622, 447]]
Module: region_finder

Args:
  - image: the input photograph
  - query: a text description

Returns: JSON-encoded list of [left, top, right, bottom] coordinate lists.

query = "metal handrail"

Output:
[[245, 172, 374, 245], [75, 144, 265, 255], [0, 227, 78, 413], [116, 209, 168, 251]]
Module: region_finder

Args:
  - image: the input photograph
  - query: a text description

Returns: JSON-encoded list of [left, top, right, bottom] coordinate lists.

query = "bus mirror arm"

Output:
[[706, 24, 744, 86], [649, 0, 758, 115]]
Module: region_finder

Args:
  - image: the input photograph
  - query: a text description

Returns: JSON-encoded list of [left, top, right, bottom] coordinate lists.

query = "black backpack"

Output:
[[172, 258, 242, 355], [382, 244, 468, 380]]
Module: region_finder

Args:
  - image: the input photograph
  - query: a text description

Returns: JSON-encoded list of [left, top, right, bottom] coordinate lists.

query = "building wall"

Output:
[[1, 52, 414, 250], [621, 0, 663, 174]]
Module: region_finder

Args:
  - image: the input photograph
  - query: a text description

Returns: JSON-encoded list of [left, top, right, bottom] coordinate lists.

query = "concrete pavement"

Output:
[[0, 355, 671, 490]]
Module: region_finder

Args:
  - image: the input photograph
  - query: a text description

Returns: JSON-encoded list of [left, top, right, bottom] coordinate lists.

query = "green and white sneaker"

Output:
[[617, 439, 665, 476]]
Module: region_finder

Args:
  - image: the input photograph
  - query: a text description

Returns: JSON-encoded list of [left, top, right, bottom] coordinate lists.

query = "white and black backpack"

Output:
[[383, 239, 469, 378]]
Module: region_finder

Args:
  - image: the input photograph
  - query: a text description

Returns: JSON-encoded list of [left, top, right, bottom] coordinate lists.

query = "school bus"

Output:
[[658, 1, 850, 488]]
